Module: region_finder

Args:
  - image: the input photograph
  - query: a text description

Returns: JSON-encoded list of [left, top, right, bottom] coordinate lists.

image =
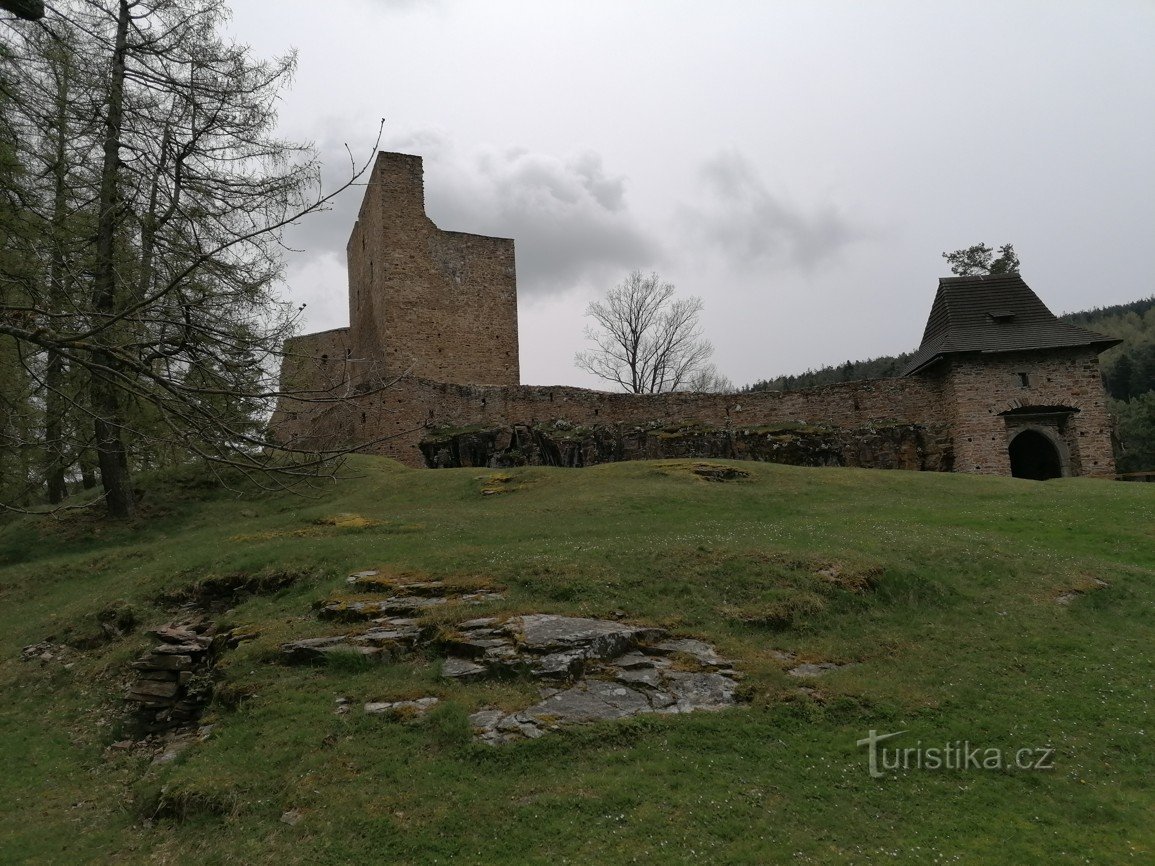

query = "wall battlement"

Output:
[[271, 152, 1119, 479]]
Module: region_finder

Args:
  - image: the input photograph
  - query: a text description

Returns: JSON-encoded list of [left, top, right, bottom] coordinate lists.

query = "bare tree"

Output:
[[679, 363, 733, 394], [575, 270, 714, 394]]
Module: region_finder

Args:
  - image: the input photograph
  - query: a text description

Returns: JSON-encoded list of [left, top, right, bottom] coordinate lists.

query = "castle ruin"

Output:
[[270, 151, 1120, 480]]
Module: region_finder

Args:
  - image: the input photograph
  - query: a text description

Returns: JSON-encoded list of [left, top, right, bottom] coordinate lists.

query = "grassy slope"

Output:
[[0, 457, 1152, 865]]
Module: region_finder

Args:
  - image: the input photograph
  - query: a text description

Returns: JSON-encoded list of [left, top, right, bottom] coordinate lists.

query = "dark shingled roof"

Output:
[[900, 273, 1121, 376]]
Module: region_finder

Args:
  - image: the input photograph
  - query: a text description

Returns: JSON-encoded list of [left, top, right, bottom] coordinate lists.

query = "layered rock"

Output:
[[280, 571, 745, 745], [124, 622, 216, 734], [420, 421, 953, 471]]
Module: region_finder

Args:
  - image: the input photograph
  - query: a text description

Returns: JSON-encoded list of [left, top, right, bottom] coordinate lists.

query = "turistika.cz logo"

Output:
[[857, 730, 1055, 778]]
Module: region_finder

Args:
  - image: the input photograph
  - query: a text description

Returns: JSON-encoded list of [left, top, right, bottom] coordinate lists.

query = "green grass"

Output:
[[0, 456, 1152, 864]]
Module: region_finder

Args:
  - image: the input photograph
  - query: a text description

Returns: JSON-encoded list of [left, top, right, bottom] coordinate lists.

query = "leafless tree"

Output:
[[678, 363, 734, 394], [575, 270, 715, 394]]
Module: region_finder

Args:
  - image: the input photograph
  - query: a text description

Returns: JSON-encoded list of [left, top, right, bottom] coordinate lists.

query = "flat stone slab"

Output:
[[280, 635, 352, 663], [364, 697, 439, 717], [442, 657, 487, 680], [614, 651, 667, 670], [318, 596, 449, 621], [655, 638, 731, 668], [440, 635, 516, 659], [511, 614, 664, 659], [663, 671, 736, 712], [526, 679, 654, 724], [469, 660, 742, 744], [354, 625, 424, 647], [530, 650, 587, 680], [616, 667, 662, 688], [459, 617, 499, 630]]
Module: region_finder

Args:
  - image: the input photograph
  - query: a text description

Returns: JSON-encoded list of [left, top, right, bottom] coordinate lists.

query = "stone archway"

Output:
[[1008, 429, 1064, 480]]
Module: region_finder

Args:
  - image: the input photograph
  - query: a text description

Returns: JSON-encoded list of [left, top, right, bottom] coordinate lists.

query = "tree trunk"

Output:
[[44, 43, 71, 504], [89, 0, 133, 518], [78, 437, 97, 490]]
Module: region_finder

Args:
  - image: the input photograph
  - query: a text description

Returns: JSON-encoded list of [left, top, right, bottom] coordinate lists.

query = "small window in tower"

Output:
[[1017, 372, 1030, 388], [321, 354, 329, 365]]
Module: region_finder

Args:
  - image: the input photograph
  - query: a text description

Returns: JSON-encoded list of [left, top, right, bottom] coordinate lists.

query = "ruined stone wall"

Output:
[[268, 328, 355, 452], [276, 328, 352, 393], [944, 348, 1116, 477], [346, 152, 519, 387], [271, 373, 948, 468]]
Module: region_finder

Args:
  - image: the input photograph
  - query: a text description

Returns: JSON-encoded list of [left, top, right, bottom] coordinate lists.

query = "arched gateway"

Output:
[[1008, 429, 1064, 480]]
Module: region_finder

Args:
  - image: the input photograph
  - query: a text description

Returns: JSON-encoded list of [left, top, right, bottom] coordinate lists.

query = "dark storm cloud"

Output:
[[680, 150, 862, 271]]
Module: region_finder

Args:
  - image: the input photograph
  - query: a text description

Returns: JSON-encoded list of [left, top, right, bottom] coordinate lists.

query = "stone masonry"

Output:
[[270, 151, 1120, 479]]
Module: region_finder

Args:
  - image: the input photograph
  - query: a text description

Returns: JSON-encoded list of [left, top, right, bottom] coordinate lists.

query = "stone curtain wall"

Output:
[[268, 150, 1119, 479], [345, 152, 519, 388], [943, 348, 1116, 477], [271, 374, 949, 468], [276, 328, 352, 395], [271, 348, 1116, 476]]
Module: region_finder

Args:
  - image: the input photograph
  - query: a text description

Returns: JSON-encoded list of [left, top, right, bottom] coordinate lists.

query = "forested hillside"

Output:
[[744, 297, 1155, 472]]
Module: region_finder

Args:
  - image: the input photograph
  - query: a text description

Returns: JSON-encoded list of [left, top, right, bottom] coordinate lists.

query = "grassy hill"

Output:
[[1, 457, 1153, 864]]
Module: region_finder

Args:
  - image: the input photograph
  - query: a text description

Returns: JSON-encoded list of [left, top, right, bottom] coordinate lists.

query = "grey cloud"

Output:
[[681, 150, 862, 271], [280, 135, 382, 263], [444, 147, 654, 294], [567, 151, 627, 212], [282, 131, 658, 297]]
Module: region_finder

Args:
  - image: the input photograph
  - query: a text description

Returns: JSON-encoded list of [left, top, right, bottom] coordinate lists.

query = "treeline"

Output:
[[744, 352, 915, 392], [743, 296, 1155, 472]]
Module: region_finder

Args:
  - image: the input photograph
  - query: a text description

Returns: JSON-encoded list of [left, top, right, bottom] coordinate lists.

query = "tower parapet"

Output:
[[346, 152, 519, 387]]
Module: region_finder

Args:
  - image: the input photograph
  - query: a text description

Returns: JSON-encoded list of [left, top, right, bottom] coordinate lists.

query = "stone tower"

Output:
[[346, 152, 519, 386], [901, 274, 1120, 478]]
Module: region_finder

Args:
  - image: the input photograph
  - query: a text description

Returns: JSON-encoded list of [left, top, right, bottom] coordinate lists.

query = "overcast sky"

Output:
[[227, 0, 1155, 388]]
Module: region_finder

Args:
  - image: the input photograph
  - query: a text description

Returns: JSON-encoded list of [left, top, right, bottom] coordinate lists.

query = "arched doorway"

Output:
[[1008, 429, 1063, 480]]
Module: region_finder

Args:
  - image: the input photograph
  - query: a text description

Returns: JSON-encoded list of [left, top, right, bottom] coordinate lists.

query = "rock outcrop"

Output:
[[420, 421, 953, 471], [280, 571, 744, 745]]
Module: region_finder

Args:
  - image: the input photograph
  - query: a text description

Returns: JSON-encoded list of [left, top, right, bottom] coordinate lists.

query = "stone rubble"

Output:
[[123, 618, 257, 735], [281, 573, 745, 745], [456, 616, 742, 744], [20, 641, 74, 664]]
